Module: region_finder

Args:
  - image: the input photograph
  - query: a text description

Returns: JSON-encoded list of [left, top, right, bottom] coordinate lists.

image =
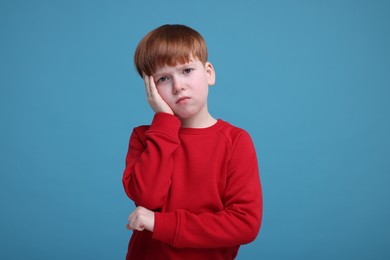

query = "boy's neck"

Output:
[[180, 113, 217, 128]]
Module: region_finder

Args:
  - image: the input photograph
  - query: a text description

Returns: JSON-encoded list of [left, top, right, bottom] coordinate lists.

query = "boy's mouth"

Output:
[[176, 97, 190, 104]]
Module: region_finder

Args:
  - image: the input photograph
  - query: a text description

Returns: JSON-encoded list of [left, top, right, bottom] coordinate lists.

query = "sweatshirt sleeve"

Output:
[[152, 132, 263, 248], [122, 113, 181, 210]]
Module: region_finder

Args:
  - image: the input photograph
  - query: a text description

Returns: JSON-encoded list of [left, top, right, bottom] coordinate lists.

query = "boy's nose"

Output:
[[172, 78, 185, 94]]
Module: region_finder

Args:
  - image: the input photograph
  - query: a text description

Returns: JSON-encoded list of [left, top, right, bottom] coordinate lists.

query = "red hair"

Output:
[[134, 24, 208, 77]]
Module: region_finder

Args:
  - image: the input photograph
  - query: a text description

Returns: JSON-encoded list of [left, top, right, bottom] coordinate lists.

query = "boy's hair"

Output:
[[134, 24, 208, 77]]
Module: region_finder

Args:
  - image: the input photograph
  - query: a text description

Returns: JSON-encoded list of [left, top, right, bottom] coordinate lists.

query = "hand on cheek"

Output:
[[127, 206, 155, 232], [143, 73, 174, 115]]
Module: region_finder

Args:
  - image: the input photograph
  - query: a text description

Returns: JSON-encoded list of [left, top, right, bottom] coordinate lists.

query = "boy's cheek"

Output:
[[157, 91, 171, 104], [157, 89, 170, 100]]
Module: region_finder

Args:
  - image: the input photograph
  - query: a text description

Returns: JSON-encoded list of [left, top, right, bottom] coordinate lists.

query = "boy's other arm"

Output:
[[151, 132, 263, 248], [122, 113, 181, 210]]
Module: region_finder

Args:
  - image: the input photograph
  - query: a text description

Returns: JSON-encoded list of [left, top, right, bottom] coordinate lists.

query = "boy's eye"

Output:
[[183, 68, 193, 74], [158, 76, 169, 83]]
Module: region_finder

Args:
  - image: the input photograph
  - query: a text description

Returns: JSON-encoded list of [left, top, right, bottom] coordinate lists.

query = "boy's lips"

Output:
[[176, 96, 191, 104]]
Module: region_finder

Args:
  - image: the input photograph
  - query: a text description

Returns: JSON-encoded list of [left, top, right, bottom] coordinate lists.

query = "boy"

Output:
[[123, 24, 262, 259]]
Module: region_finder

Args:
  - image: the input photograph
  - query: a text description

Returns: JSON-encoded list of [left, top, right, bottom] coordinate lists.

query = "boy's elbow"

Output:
[[249, 220, 262, 243], [241, 220, 261, 244], [239, 210, 262, 244]]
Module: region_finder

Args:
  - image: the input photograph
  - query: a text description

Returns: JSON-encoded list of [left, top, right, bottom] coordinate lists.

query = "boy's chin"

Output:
[[174, 112, 194, 121]]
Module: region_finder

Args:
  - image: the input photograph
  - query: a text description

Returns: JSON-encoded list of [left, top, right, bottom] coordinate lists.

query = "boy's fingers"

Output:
[[144, 75, 158, 100], [126, 223, 133, 230], [143, 74, 151, 98], [127, 207, 147, 231], [148, 76, 157, 96], [128, 211, 137, 227], [128, 218, 144, 231]]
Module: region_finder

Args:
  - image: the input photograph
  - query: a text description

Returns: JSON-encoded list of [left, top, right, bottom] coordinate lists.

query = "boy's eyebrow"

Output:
[[154, 60, 197, 76]]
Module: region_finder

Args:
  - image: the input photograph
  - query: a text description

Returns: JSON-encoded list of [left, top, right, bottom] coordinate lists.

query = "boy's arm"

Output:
[[122, 113, 181, 210], [151, 132, 263, 248], [123, 74, 178, 209]]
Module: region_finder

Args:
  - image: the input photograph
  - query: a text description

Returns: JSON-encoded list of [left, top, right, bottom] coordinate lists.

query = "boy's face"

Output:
[[152, 58, 215, 120]]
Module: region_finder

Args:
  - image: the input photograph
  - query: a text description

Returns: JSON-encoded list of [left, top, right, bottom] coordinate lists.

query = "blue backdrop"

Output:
[[1, 0, 389, 259]]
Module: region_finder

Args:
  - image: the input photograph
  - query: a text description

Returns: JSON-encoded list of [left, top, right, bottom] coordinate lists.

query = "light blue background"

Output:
[[1, 0, 389, 259]]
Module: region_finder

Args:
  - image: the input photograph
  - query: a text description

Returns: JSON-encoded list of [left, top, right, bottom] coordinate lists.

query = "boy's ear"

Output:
[[205, 62, 216, 86]]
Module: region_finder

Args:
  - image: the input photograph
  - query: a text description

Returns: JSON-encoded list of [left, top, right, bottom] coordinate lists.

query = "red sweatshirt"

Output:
[[123, 113, 262, 260]]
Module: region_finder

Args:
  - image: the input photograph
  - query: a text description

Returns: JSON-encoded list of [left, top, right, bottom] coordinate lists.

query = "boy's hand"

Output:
[[144, 74, 174, 115], [126, 206, 155, 232]]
